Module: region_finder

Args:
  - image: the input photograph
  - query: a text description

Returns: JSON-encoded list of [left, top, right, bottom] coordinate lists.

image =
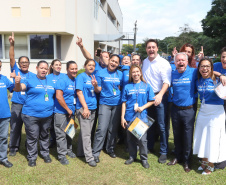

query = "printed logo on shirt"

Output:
[[197, 85, 214, 92], [104, 77, 120, 82], [68, 84, 75, 90], [0, 82, 6, 88], [35, 85, 54, 89], [173, 78, 191, 84], [128, 88, 146, 95]]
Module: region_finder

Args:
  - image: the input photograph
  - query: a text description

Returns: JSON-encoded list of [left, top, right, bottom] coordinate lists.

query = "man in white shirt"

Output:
[[142, 39, 171, 163]]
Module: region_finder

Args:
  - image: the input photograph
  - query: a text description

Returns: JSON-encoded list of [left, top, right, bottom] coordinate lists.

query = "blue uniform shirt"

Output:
[[96, 68, 123, 106], [122, 66, 130, 88], [213, 62, 226, 75], [47, 73, 65, 86], [93, 61, 105, 75], [197, 77, 223, 105], [76, 72, 97, 110], [11, 63, 35, 104], [172, 67, 197, 106], [0, 75, 14, 118], [54, 75, 76, 115], [22, 75, 55, 118], [122, 81, 155, 121]]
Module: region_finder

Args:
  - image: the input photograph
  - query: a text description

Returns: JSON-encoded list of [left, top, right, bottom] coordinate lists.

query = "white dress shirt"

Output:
[[142, 54, 171, 93]]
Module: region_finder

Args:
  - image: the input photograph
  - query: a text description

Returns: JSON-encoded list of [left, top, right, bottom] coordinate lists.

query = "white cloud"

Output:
[[118, 0, 212, 43]]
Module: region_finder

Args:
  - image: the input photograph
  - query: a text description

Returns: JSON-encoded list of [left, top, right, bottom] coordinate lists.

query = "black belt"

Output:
[[174, 104, 193, 110]]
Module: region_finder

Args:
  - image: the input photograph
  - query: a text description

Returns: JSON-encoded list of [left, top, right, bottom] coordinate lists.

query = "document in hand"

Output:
[[61, 118, 78, 139], [214, 82, 226, 100], [127, 112, 155, 140]]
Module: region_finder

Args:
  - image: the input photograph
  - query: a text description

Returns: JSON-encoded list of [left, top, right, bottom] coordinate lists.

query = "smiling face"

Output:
[[175, 54, 188, 73], [67, 63, 78, 78], [122, 56, 131, 66], [199, 60, 211, 79], [131, 67, 141, 83], [146, 42, 158, 61], [19, 57, 30, 72], [36, 63, 48, 79], [221, 52, 226, 69], [52, 61, 62, 73], [108, 56, 119, 72], [184, 47, 193, 58], [100, 52, 109, 67], [132, 55, 141, 66], [85, 60, 95, 75]]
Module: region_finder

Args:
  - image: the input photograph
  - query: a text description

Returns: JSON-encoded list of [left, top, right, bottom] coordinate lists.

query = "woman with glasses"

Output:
[[193, 58, 226, 175]]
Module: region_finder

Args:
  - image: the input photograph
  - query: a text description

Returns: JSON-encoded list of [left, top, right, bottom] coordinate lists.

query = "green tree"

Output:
[[121, 44, 133, 54], [201, 0, 226, 51]]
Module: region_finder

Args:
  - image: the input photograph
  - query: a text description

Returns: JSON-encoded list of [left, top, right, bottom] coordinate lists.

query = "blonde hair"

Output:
[[129, 65, 146, 83]]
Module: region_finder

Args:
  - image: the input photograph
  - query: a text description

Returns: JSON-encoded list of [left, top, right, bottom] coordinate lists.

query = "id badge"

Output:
[[91, 89, 95, 96], [134, 103, 138, 110], [74, 98, 76, 104], [113, 88, 116, 96], [202, 98, 205, 105], [45, 94, 49, 101], [21, 91, 25, 95]]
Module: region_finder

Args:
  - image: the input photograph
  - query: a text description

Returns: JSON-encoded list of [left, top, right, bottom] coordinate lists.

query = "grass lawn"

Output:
[[1, 102, 226, 184]]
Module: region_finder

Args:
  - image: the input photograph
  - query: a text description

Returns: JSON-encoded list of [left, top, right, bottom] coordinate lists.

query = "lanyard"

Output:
[[37, 76, 48, 94], [53, 73, 60, 82], [108, 70, 116, 89], [200, 78, 210, 101], [133, 82, 142, 103], [70, 77, 75, 91]]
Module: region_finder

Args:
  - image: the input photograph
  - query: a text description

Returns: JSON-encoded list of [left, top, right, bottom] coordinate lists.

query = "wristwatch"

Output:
[[219, 74, 226, 78]]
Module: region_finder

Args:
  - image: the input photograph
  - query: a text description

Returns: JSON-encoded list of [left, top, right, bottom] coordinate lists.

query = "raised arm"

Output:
[[13, 71, 26, 92], [9, 32, 15, 68], [76, 36, 92, 59]]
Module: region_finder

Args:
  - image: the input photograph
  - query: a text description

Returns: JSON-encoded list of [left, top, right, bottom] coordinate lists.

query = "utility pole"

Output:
[[133, 20, 137, 53]]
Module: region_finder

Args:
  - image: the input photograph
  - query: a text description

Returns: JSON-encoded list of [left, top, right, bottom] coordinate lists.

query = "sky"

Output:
[[118, 0, 213, 44]]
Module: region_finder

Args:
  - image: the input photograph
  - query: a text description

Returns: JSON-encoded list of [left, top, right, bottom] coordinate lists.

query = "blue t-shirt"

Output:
[[54, 75, 76, 115], [122, 81, 155, 121], [93, 61, 105, 75], [197, 77, 223, 105], [122, 66, 130, 88], [96, 68, 123, 106], [11, 63, 35, 104], [213, 62, 226, 74], [47, 73, 65, 87], [0, 75, 14, 118], [22, 75, 55, 118], [168, 61, 176, 102], [76, 72, 97, 110], [172, 67, 197, 106], [119, 54, 124, 64]]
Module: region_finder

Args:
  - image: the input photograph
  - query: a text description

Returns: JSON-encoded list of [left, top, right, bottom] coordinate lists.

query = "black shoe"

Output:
[[94, 156, 100, 163], [43, 155, 52, 163], [59, 157, 69, 165], [108, 152, 116, 158], [88, 160, 97, 167], [67, 151, 76, 158], [28, 160, 36, 167], [142, 161, 150, 169], [49, 141, 56, 148], [9, 151, 17, 157], [158, 154, 167, 163], [0, 160, 13, 168], [125, 157, 134, 165], [183, 162, 191, 173]]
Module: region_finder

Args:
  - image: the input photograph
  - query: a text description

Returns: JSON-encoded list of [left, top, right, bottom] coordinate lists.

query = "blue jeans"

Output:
[[0, 118, 10, 162], [147, 93, 168, 155]]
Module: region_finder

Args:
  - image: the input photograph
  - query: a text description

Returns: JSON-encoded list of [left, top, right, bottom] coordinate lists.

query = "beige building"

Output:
[[0, 0, 124, 78]]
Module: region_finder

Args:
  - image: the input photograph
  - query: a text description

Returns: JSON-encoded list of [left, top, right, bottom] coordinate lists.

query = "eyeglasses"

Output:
[[200, 65, 211, 69], [19, 61, 29, 65]]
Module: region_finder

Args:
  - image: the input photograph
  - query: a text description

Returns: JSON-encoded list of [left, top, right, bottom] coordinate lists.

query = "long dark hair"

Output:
[[179, 43, 196, 68], [197, 57, 215, 81]]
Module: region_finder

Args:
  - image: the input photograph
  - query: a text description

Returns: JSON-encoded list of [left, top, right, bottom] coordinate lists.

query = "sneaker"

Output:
[[59, 157, 69, 165], [88, 160, 97, 167], [158, 154, 167, 163], [67, 151, 76, 158]]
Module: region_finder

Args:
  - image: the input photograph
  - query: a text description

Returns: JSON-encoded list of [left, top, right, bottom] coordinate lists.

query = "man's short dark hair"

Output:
[[145, 39, 158, 48]]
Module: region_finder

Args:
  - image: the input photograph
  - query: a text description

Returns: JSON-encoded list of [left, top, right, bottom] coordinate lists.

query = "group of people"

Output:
[[0, 33, 226, 175]]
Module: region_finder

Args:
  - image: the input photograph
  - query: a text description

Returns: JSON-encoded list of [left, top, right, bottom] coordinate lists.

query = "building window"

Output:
[[41, 7, 51, 17], [4, 35, 28, 59], [0, 35, 2, 59], [30, 35, 54, 59], [12, 7, 21, 17]]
